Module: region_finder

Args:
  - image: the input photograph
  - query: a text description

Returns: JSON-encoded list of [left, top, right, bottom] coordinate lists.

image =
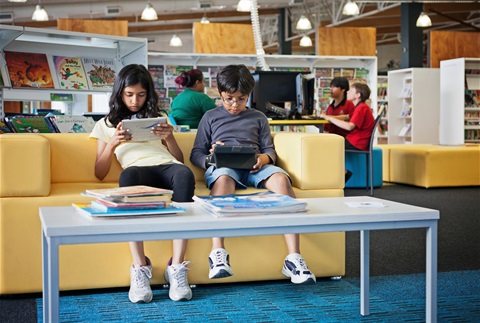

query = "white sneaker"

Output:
[[164, 260, 192, 301], [128, 257, 153, 303], [282, 253, 316, 284], [208, 248, 233, 279]]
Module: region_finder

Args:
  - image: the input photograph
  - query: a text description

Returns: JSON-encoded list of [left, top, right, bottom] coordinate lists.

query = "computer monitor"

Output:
[[296, 73, 315, 115]]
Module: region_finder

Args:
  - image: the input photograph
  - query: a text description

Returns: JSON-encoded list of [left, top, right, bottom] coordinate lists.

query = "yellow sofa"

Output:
[[0, 132, 345, 294]]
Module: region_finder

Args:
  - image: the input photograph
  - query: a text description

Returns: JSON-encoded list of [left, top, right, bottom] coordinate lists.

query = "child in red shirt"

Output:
[[324, 77, 355, 137]]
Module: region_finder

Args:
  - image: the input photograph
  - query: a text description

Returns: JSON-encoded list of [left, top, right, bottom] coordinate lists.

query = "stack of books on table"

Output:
[[73, 185, 185, 218], [193, 191, 308, 217]]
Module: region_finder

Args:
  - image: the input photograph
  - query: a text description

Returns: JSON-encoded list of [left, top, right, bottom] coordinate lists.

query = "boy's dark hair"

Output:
[[217, 64, 255, 95], [330, 77, 350, 92], [175, 69, 204, 88], [351, 83, 371, 102], [107, 64, 159, 127]]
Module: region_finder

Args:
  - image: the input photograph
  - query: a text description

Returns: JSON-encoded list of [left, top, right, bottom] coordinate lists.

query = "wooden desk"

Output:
[[269, 119, 329, 132], [40, 196, 438, 323]]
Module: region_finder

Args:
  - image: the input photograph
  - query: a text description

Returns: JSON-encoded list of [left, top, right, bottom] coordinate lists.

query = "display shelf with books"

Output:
[[376, 75, 388, 144], [439, 58, 480, 145], [387, 68, 440, 144], [0, 24, 147, 114], [147, 52, 378, 121]]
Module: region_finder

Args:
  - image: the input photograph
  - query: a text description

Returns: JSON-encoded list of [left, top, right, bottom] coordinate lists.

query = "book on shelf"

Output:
[[148, 65, 165, 90], [84, 185, 173, 199], [82, 57, 117, 90], [50, 115, 96, 133], [0, 120, 13, 134], [52, 56, 89, 90], [4, 115, 57, 133], [398, 124, 412, 137], [5, 51, 54, 88], [192, 191, 308, 217], [400, 82, 412, 98], [72, 203, 185, 219]]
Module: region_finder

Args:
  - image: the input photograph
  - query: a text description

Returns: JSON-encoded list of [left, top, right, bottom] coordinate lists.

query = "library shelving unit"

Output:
[[387, 68, 440, 144], [376, 75, 388, 144], [0, 24, 147, 118], [147, 52, 378, 117], [439, 58, 480, 145]]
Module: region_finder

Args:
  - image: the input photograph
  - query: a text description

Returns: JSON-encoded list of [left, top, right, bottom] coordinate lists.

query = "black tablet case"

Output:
[[212, 145, 257, 169]]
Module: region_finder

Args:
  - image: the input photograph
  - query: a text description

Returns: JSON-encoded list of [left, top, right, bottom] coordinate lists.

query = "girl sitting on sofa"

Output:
[[89, 64, 195, 304]]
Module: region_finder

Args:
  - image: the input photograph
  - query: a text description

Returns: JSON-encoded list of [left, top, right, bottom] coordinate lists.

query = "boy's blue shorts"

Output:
[[204, 164, 291, 190]]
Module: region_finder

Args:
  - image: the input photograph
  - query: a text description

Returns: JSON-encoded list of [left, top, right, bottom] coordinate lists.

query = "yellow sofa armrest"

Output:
[[274, 133, 344, 190], [0, 134, 50, 197]]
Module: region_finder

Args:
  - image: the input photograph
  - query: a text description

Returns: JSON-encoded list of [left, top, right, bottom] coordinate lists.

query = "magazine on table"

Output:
[[192, 191, 308, 217], [72, 203, 184, 219], [83, 185, 173, 199]]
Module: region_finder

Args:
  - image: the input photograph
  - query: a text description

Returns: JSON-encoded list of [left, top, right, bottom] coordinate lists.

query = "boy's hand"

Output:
[[251, 154, 270, 173], [209, 141, 224, 154]]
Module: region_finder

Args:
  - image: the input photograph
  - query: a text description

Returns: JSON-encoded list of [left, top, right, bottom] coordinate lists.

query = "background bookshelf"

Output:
[[439, 58, 480, 145], [376, 75, 388, 144], [387, 68, 440, 144]]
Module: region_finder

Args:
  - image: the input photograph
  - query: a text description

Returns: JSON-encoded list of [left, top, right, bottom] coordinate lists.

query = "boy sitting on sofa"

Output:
[[190, 64, 316, 284]]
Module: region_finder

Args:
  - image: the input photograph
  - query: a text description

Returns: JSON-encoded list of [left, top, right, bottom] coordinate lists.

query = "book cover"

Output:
[[193, 191, 307, 217], [100, 194, 171, 203], [5, 116, 57, 133], [90, 200, 166, 212], [73, 203, 184, 218], [52, 115, 96, 133], [84, 185, 173, 198], [94, 198, 167, 209], [52, 56, 89, 90], [148, 65, 164, 90], [82, 57, 117, 90], [164, 65, 193, 88], [0, 120, 13, 134], [5, 51, 54, 88]]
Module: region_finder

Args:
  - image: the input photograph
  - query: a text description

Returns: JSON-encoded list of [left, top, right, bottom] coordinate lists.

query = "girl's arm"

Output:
[[155, 123, 184, 162], [94, 122, 129, 180]]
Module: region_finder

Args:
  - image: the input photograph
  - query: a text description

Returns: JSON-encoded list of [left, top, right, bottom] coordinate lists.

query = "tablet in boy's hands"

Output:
[[121, 117, 167, 142]]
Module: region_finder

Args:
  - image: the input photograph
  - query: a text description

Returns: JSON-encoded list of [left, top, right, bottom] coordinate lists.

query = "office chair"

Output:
[[346, 109, 384, 196]]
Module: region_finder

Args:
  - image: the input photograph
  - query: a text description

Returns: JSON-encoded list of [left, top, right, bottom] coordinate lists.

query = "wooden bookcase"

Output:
[[387, 68, 440, 144], [439, 58, 480, 145]]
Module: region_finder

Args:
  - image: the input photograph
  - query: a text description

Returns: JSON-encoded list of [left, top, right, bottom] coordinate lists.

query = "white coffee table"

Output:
[[40, 196, 439, 323]]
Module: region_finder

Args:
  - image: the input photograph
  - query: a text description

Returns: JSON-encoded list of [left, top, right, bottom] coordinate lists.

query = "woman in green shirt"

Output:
[[170, 69, 216, 129]]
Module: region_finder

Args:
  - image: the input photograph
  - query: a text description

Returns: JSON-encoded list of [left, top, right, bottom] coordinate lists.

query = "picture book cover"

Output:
[[0, 120, 13, 134], [94, 198, 167, 209], [148, 65, 164, 89], [52, 56, 89, 90], [164, 65, 193, 88], [82, 57, 117, 90], [5, 116, 57, 133], [51, 115, 96, 133], [5, 51, 54, 88], [84, 185, 173, 198], [73, 203, 184, 218], [90, 200, 166, 212]]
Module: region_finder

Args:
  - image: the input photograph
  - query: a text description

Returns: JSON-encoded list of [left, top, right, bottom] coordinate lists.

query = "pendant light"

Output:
[[299, 35, 313, 47], [416, 12, 432, 27], [201, 10, 210, 24], [9, 0, 28, 2], [169, 34, 183, 47], [237, 0, 251, 12], [296, 15, 312, 30], [32, 4, 49, 22], [343, 0, 360, 16], [141, 1, 158, 21]]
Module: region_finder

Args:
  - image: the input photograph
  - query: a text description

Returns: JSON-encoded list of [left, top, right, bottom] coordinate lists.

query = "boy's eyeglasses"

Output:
[[221, 95, 248, 107]]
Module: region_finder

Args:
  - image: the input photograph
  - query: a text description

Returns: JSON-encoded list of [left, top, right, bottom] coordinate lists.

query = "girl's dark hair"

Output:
[[174, 69, 204, 88], [106, 64, 159, 127], [330, 77, 350, 92], [351, 83, 371, 102], [217, 64, 255, 95]]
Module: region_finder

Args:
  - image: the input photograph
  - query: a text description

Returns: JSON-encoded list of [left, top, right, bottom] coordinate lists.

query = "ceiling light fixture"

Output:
[[296, 15, 312, 30], [141, 1, 158, 21], [416, 12, 432, 27], [169, 34, 183, 47], [32, 4, 49, 21], [201, 10, 210, 24], [299, 35, 313, 47], [237, 0, 251, 12], [343, 0, 360, 16], [9, 0, 28, 3]]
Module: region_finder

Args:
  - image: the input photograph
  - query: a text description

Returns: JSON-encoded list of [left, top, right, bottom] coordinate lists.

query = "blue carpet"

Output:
[[37, 270, 480, 322]]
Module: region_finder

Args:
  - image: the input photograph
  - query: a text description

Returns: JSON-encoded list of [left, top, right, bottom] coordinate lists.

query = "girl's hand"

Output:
[[152, 122, 174, 140], [110, 122, 131, 147]]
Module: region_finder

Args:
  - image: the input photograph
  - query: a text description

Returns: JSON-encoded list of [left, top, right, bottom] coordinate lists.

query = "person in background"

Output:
[[170, 69, 217, 129], [89, 64, 195, 304], [320, 82, 375, 182], [190, 64, 316, 285], [324, 77, 355, 137]]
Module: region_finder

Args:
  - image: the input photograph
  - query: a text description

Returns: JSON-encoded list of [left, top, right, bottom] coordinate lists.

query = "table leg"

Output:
[[426, 221, 438, 323], [47, 238, 60, 323], [42, 232, 49, 323], [360, 230, 370, 316]]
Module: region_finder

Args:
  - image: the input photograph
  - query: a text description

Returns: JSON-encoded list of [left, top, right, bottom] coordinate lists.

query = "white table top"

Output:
[[40, 196, 439, 239]]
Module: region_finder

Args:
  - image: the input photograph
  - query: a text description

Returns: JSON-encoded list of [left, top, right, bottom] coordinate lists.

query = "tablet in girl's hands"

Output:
[[121, 117, 167, 142]]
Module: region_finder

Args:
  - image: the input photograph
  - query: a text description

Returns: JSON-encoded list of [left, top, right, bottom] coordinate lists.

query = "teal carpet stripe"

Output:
[[37, 270, 480, 322]]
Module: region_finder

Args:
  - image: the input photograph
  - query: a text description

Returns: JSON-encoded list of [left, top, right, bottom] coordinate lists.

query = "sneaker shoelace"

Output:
[[133, 266, 152, 288], [171, 261, 190, 288], [213, 250, 228, 265], [291, 257, 311, 273]]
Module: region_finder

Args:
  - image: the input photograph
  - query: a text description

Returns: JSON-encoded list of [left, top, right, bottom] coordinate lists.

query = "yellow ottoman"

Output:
[[388, 144, 480, 188]]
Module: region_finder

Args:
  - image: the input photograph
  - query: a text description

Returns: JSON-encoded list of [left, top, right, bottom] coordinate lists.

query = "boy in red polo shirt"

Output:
[[324, 77, 355, 137], [320, 83, 375, 181]]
